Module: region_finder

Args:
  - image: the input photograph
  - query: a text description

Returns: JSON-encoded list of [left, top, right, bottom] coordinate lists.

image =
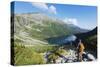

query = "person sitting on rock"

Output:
[[77, 39, 85, 61]]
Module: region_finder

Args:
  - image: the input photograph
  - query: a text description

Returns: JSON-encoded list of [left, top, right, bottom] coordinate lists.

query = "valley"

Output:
[[11, 13, 97, 65]]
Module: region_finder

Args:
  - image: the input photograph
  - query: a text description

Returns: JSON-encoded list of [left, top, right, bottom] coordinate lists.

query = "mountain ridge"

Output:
[[13, 13, 89, 45]]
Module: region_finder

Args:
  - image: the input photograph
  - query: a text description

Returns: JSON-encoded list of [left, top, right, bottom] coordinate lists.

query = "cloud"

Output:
[[31, 2, 48, 11], [31, 2, 57, 14], [49, 5, 57, 14], [63, 18, 78, 26]]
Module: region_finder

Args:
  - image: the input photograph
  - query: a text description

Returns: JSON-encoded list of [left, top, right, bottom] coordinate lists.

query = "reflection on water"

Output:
[[46, 35, 77, 45]]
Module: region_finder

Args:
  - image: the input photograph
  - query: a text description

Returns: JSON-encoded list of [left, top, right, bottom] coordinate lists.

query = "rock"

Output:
[[82, 52, 96, 61], [56, 57, 65, 63], [44, 49, 96, 63], [87, 53, 95, 61]]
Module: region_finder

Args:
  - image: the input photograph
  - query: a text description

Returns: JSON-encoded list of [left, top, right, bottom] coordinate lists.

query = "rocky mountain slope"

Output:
[[12, 13, 88, 45]]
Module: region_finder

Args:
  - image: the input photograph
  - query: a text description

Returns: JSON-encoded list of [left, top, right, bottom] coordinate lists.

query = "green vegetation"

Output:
[[55, 48, 67, 55], [47, 48, 67, 63], [48, 53, 59, 63], [27, 45, 56, 53], [12, 13, 97, 65], [12, 43, 57, 65], [12, 43, 68, 65], [86, 35, 97, 41], [14, 46, 45, 65], [85, 35, 97, 50], [14, 13, 83, 43]]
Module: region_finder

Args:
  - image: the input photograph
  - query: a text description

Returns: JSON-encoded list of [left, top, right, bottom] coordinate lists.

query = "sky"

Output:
[[12, 1, 97, 30]]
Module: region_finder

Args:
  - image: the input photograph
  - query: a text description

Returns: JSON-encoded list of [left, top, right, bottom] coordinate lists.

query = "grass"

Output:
[[12, 43, 57, 65], [14, 47, 45, 65], [28, 45, 57, 53], [47, 47, 68, 63], [55, 48, 67, 55]]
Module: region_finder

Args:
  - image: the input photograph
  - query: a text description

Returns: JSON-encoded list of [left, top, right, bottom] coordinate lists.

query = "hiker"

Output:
[[77, 39, 85, 61]]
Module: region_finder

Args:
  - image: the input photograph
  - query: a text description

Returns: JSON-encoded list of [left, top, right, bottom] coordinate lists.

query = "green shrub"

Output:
[[55, 48, 67, 55], [13, 44, 46, 65]]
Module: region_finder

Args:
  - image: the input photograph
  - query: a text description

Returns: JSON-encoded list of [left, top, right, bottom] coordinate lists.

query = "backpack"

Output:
[[79, 43, 85, 51]]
